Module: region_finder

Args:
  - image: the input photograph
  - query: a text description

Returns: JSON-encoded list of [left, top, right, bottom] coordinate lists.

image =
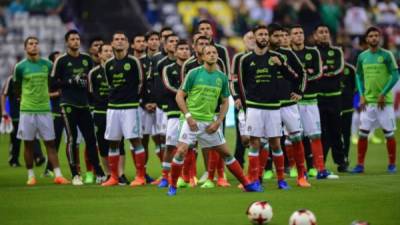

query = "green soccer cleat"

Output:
[[308, 168, 318, 177], [289, 167, 298, 178], [84, 172, 94, 184], [177, 177, 189, 188], [200, 179, 215, 188], [263, 170, 274, 180]]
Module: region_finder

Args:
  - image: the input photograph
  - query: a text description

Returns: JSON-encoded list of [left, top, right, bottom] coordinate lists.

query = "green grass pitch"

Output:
[[0, 126, 399, 225]]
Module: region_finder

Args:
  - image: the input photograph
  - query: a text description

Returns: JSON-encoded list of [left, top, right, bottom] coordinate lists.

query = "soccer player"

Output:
[[101, 32, 146, 186], [238, 25, 291, 189], [352, 26, 398, 173], [88, 37, 104, 66], [267, 23, 310, 187], [51, 30, 105, 185], [158, 39, 191, 188], [88, 43, 116, 184], [13, 36, 69, 185], [230, 31, 255, 167], [167, 45, 262, 196], [313, 24, 348, 173], [290, 24, 339, 179]]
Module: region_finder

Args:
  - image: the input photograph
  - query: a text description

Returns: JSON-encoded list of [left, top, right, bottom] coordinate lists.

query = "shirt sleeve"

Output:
[[355, 54, 365, 96], [381, 51, 400, 95], [221, 75, 230, 98], [181, 70, 194, 93]]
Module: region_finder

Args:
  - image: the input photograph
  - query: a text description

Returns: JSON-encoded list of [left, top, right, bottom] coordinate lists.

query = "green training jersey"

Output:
[[356, 48, 399, 104], [13, 58, 52, 113], [181, 66, 230, 122]]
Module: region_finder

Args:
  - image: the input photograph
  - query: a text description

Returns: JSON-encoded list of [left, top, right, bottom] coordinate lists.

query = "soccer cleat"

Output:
[[42, 169, 54, 178], [351, 165, 364, 174], [387, 164, 397, 173], [289, 167, 298, 178], [151, 177, 162, 185], [84, 172, 94, 184], [217, 178, 231, 187], [96, 175, 108, 184], [308, 168, 318, 177], [244, 180, 263, 192], [72, 175, 83, 186], [26, 177, 37, 186], [263, 170, 274, 180], [118, 174, 129, 186], [54, 176, 70, 185], [177, 177, 189, 188], [200, 179, 215, 188], [297, 177, 311, 188], [167, 185, 177, 196], [157, 178, 169, 188], [130, 177, 146, 187], [277, 180, 290, 190], [145, 173, 155, 184], [198, 172, 209, 184], [101, 176, 119, 186], [189, 177, 198, 187], [317, 170, 339, 179]]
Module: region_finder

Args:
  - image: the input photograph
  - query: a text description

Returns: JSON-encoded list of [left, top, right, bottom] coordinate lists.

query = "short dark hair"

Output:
[[365, 26, 381, 37], [268, 23, 283, 36], [145, 31, 159, 41], [160, 27, 173, 36], [98, 43, 112, 53], [252, 25, 268, 34], [48, 51, 60, 62], [112, 31, 127, 40], [194, 35, 209, 45], [64, 29, 80, 42], [24, 36, 39, 47], [314, 24, 329, 32], [176, 39, 189, 49], [89, 36, 103, 47], [201, 44, 216, 54], [165, 33, 179, 42], [131, 34, 145, 43], [197, 19, 212, 28]]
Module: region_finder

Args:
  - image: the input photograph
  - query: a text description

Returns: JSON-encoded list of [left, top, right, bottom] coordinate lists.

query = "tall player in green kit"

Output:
[[14, 37, 69, 185], [352, 27, 399, 173], [167, 45, 262, 196]]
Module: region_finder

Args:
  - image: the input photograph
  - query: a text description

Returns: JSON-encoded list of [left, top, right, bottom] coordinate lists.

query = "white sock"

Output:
[[28, 169, 35, 179], [54, 167, 62, 177]]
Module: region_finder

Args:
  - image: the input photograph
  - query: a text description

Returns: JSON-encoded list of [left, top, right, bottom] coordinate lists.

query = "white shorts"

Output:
[[17, 113, 55, 141], [155, 107, 167, 135], [237, 109, 248, 136], [360, 105, 396, 131], [105, 108, 142, 140], [179, 120, 225, 148], [281, 104, 302, 134], [246, 108, 282, 138], [140, 107, 156, 135], [298, 104, 321, 137], [166, 118, 180, 146]]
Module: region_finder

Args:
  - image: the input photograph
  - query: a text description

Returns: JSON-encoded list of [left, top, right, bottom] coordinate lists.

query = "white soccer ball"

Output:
[[289, 209, 317, 225], [246, 201, 273, 224]]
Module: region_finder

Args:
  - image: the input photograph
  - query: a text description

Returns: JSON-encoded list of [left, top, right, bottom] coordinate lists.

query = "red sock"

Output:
[[190, 149, 197, 178], [258, 147, 269, 178], [169, 158, 184, 187], [310, 138, 326, 171], [386, 138, 396, 165], [357, 138, 368, 166], [292, 141, 306, 179], [182, 150, 193, 182], [248, 149, 259, 182], [108, 155, 119, 179], [285, 144, 296, 168], [84, 147, 94, 172], [217, 154, 225, 179], [133, 148, 146, 178], [272, 151, 285, 181], [225, 158, 250, 185], [207, 150, 218, 180]]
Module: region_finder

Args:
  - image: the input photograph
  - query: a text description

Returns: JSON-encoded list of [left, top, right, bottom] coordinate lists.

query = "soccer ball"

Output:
[[350, 221, 370, 225], [246, 201, 273, 224], [289, 209, 317, 225]]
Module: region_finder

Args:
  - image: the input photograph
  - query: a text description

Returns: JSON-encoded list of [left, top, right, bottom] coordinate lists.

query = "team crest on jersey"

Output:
[[216, 78, 222, 86], [377, 56, 384, 63], [328, 50, 335, 57], [82, 59, 89, 67], [124, 63, 131, 71], [305, 53, 312, 61], [65, 107, 72, 113], [250, 61, 256, 66]]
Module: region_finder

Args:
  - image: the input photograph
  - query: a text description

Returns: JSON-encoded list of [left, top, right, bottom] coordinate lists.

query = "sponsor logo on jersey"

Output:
[[328, 50, 335, 57]]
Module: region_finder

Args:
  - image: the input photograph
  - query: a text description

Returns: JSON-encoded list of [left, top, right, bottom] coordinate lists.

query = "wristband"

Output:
[[185, 112, 192, 119]]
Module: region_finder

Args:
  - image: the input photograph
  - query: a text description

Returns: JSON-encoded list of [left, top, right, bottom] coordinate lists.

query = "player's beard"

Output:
[[256, 39, 268, 49]]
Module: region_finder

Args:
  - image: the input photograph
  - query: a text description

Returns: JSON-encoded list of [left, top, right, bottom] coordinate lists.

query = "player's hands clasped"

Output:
[[187, 117, 199, 132], [377, 95, 385, 110], [359, 95, 367, 111], [206, 120, 221, 134]]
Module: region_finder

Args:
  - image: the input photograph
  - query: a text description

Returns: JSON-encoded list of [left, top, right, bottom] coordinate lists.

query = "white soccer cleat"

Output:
[[198, 172, 209, 184], [72, 175, 84, 185]]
